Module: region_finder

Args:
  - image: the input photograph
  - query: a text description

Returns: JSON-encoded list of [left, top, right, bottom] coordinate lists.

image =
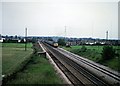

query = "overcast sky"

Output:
[[1, 0, 119, 39]]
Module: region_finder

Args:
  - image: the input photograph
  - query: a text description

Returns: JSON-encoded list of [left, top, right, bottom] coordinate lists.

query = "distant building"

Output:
[[0, 38, 5, 43], [0, 34, 4, 42]]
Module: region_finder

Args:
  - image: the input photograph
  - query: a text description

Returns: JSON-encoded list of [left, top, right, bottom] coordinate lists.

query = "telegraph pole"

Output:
[[25, 28, 27, 51], [105, 30, 108, 45], [65, 26, 67, 41], [106, 31, 108, 40]]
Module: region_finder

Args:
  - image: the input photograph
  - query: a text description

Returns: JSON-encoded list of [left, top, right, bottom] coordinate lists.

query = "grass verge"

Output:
[[7, 54, 63, 84], [5, 42, 63, 84]]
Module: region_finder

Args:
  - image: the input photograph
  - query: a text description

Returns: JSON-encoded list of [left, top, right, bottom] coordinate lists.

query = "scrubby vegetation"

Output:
[[63, 45, 120, 71], [101, 46, 116, 60], [7, 54, 63, 84], [80, 46, 87, 52], [57, 38, 66, 46]]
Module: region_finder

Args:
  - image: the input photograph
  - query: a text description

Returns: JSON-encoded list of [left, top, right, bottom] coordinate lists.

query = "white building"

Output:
[[0, 38, 5, 43]]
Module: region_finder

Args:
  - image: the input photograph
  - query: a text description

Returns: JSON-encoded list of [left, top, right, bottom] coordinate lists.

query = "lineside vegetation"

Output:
[[4, 42, 63, 84], [63, 45, 120, 72], [7, 54, 63, 84]]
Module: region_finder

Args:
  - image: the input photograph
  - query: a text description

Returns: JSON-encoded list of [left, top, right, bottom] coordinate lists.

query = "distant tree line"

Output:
[[3, 38, 35, 43]]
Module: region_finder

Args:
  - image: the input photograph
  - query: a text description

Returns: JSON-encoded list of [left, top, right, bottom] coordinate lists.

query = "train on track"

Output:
[[44, 40, 58, 48]]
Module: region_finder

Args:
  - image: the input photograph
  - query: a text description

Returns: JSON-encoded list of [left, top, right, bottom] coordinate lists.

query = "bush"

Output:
[[3, 39, 18, 43], [20, 39, 25, 43], [101, 46, 115, 60], [80, 46, 87, 52], [32, 38, 37, 43], [57, 38, 66, 46]]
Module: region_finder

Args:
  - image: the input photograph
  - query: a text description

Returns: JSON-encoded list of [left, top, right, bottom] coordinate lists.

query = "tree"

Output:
[[57, 38, 66, 46], [5, 35, 8, 39], [80, 46, 87, 52], [10, 36, 13, 39], [101, 46, 115, 60], [32, 37, 37, 43], [15, 35, 17, 39], [20, 39, 25, 43], [48, 38, 53, 41]]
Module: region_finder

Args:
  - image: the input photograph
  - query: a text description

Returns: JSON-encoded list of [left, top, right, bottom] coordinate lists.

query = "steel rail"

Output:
[[57, 48, 120, 82], [42, 42, 110, 85], [42, 43, 85, 85]]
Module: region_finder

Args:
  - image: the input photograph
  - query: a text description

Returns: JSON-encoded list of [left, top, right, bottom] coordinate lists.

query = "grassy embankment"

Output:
[[2, 43, 33, 75], [63, 45, 120, 71], [4, 43, 63, 84]]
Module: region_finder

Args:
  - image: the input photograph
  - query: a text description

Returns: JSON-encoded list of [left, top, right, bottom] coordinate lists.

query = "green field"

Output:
[[63, 45, 120, 71], [2, 43, 33, 75], [7, 54, 63, 84], [3, 43, 63, 84]]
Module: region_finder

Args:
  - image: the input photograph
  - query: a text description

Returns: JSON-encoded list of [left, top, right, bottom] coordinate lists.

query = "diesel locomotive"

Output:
[[45, 40, 58, 48]]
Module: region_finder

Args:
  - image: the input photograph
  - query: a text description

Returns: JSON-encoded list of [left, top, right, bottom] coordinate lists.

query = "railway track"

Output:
[[45, 48, 85, 85], [58, 48, 120, 81], [40, 42, 120, 86]]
